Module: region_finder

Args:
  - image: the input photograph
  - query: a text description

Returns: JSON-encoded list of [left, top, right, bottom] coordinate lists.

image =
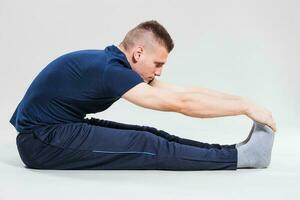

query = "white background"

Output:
[[1, 0, 299, 199]]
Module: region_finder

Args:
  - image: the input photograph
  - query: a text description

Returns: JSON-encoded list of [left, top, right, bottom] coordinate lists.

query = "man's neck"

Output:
[[117, 44, 133, 67], [117, 44, 127, 57]]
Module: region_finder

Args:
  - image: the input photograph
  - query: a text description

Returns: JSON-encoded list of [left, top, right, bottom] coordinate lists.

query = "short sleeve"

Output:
[[103, 65, 144, 97]]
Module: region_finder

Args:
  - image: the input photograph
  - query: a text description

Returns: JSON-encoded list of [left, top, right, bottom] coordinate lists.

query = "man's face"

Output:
[[131, 44, 169, 83]]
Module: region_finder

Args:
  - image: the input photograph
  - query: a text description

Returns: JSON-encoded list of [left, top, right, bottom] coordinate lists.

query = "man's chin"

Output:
[[147, 78, 154, 84]]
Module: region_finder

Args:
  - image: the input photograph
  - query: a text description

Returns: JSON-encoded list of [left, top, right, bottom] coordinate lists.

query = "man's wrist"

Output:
[[239, 97, 251, 116]]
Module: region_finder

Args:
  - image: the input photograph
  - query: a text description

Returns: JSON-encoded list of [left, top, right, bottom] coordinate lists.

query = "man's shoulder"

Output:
[[64, 49, 105, 57]]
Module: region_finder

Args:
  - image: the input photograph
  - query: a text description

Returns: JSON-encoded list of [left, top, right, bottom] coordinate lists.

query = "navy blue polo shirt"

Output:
[[9, 45, 145, 134]]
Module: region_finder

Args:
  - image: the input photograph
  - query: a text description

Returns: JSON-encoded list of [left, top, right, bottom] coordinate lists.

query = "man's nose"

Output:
[[154, 69, 162, 76]]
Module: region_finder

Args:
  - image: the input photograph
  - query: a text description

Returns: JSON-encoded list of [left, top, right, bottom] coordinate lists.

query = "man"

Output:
[[10, 20, 277, 170]]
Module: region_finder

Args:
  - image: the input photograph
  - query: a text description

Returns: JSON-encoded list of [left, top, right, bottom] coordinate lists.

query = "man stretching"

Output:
[[10, 20, 277, 170]]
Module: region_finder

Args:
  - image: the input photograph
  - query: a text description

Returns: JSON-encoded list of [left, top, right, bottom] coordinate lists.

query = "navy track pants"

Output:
[[16, 117, 237, 170]]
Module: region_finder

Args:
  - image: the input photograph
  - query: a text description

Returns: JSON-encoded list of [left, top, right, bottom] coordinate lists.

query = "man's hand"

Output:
[[243, 98, 277, 132], [125, 78, 277, 132]]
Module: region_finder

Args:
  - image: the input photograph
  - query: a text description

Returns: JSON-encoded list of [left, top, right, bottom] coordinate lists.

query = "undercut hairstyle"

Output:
[[120, 20, 174, 53]]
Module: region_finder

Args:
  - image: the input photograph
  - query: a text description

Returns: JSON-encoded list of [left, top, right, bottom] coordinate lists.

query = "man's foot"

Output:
[[235, 122, 255, 148], [236, 121, 275, 168]]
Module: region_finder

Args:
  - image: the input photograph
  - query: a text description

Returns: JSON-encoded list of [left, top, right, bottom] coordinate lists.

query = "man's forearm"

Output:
[[179, 90, 248, 118], [185, 86, 240, 100]]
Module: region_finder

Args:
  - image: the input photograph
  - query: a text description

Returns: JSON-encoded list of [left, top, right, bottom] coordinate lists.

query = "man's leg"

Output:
[[16, 121, 237, 170], [82, 117, 236, 149]]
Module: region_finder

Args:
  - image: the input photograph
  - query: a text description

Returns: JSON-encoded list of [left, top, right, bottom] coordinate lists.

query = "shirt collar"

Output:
[[105, 45, 132, 69]]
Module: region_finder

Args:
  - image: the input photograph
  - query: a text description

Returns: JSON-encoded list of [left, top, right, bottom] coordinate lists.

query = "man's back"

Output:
[[10, 45, 144, 134]]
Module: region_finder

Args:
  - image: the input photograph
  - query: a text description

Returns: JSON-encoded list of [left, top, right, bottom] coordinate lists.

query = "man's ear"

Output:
[[133, 46, 143, 62]]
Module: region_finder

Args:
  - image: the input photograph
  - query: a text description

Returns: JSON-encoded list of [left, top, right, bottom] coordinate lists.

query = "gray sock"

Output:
[[236, 121, 275, 168], [235, 122, 255, 148]]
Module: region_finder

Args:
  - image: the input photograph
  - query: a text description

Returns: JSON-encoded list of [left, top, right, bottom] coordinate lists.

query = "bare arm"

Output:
[[123, 81, 247, 118], [124, 79, 276, 132], [185, 86, 240, 100], [179, 91, 247, 118], [148, 78, 276, 131], [149, 78, 240, 100]]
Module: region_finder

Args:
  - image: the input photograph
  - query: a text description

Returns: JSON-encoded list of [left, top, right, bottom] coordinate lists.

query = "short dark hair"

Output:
[[121, 20, 174, 53]]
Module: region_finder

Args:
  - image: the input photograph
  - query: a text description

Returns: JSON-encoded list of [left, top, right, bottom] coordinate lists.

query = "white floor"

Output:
[[1, 131, 299, 200]]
